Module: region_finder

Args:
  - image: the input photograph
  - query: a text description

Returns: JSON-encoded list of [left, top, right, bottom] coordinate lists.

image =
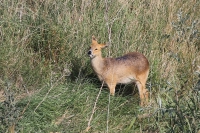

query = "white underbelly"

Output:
[[118, 76, 136, 84]]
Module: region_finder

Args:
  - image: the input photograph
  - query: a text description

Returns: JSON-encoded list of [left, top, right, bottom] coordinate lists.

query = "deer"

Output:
[[88, 36, 150, 106]]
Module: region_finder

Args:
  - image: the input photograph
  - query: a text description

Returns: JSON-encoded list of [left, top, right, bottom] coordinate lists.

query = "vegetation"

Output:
[[0, 0, 200, 132]]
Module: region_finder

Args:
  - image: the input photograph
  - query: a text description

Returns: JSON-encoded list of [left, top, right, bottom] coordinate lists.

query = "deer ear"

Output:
[[100, 43, 108, 48], [92, 35, 96, 41], [92, 35, 97, 44]]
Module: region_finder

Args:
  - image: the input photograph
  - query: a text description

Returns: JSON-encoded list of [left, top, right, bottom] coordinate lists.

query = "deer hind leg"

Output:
[[136, 80, 149, 106]]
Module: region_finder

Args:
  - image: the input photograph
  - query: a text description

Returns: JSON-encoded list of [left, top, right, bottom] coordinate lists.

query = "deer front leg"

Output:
[[106, 80, 117, 96]]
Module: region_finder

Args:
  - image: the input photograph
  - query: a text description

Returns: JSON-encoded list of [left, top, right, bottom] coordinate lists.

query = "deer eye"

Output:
[[95, 48, 98, 50]]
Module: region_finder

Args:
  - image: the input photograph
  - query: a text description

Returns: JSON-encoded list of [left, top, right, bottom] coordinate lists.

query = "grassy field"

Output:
[[0, 0, 200, 132]]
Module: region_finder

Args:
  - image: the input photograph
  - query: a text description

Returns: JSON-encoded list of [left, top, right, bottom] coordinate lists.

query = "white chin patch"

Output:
[[89, 54, 95, 58]]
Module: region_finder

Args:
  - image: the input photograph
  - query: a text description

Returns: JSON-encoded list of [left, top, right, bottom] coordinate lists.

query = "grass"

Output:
[[0, 0, 200, 132], [16, 83, 141, 132]]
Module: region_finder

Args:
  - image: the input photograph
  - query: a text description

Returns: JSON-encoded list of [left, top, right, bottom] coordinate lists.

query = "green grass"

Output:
[[0, 0, 200, 132], [16, 83, 141, 132]]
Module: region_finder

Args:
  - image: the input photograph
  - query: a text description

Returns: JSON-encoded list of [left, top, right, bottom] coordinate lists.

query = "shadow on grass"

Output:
[[70, 57, 96, 81]]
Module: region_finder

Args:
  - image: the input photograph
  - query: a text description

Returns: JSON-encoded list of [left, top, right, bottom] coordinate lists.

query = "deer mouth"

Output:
[[88, 50, 95, 58]]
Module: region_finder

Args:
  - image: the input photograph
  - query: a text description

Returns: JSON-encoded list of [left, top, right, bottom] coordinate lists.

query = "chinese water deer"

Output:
[[88, 36, 149, 106]]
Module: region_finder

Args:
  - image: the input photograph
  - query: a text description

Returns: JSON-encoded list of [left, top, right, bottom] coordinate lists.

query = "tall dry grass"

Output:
[[0, 0, 199, 132]]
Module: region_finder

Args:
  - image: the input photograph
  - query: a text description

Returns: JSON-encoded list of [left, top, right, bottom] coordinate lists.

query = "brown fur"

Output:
[[88, 36, 149, 106]]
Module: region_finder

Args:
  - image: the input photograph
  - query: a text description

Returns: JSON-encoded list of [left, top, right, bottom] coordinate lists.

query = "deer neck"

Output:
[[91, 55, 105, 75]]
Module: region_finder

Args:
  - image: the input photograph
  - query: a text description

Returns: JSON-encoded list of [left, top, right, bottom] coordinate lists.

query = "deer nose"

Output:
[[88, 50, 91, 55]]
